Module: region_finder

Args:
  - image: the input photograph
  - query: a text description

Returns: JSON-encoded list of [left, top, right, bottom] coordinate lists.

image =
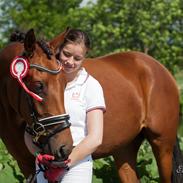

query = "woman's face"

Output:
[[59, 42, 87, 74]]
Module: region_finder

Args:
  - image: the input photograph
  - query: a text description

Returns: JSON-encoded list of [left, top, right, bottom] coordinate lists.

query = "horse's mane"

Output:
[[9, 30, 53, 59], [37, 40, 53, 59]]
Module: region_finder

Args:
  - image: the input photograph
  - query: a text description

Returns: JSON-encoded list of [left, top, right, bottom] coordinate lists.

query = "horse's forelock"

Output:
[[10, 30, 53, 60], [10, 30, 25, 43]]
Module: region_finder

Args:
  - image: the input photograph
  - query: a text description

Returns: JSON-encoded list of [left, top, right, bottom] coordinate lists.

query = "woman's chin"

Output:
[[63, 68, 74, 73]]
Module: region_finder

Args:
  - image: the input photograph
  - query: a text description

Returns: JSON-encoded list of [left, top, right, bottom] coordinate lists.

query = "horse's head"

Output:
[[10, 29, 73, 161]]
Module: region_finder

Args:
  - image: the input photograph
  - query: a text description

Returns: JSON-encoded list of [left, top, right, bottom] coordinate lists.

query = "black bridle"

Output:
[[24, 95, 71, 183], [24, 79, 70, 150], [25, 95, 71, 149]]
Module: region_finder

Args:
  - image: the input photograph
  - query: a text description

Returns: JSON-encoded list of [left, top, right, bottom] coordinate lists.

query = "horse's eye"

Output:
[[31, 81, 44, 94]]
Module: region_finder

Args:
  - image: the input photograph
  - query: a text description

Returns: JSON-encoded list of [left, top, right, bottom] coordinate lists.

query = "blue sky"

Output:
[[80, 0, 97, 7]]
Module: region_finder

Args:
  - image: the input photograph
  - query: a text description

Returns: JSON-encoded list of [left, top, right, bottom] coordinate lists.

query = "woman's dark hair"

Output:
[[61, 28, 91, 51]]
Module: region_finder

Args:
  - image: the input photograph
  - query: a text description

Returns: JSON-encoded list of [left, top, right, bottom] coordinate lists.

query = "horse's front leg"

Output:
[[113, 138, 142, 183]]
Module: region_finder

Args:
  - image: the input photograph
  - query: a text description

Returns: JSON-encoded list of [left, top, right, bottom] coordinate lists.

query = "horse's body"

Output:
[[0, 30, 182, 183], [84, 52, 180, 182], [0, 32, 73, 177]]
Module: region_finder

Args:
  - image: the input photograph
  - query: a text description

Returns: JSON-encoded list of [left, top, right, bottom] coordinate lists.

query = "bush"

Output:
[[93, 137, 183, 183], [93, 140, 159, 183], [0, 140, 25, 183]]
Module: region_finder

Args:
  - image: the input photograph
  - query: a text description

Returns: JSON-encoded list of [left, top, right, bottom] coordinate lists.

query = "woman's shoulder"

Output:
[[85, 75, 104, 93], [87, 73, 101, 85], [81, 68, 103, 89], [81, 68, 98, 84]]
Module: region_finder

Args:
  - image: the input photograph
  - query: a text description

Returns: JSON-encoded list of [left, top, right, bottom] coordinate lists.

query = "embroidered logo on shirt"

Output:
[[71, 92, 80, 100]]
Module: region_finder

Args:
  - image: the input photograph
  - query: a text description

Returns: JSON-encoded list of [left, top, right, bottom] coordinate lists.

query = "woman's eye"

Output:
[[75, 57, 82, 61], [63, 51, 70, 57]]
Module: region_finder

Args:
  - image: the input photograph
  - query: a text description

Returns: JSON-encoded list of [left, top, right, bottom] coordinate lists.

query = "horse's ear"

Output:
[[49, 27, 70, 51], [24, 29, 36, 53]]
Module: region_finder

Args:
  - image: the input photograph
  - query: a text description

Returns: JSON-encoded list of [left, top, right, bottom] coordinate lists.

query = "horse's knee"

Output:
[[116, 162, 139, 183], [113, 138, 143, 183], [114, 152, 139, 183]]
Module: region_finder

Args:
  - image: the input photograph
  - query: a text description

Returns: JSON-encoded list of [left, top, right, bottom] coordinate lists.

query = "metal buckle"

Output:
[[32, 123, 46, 143], [33, 123, 45, 134]]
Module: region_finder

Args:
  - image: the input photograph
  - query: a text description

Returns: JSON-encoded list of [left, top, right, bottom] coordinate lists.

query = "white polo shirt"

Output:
[[64, 68, 106, 146]]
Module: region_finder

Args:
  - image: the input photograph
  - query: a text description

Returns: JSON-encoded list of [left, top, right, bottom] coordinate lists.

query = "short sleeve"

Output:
[[85, 76, 106, 113]]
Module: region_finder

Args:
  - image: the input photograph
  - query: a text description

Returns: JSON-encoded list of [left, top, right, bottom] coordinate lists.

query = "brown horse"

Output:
[[0, 29, 183, 183], [0, 29, 73, 177]]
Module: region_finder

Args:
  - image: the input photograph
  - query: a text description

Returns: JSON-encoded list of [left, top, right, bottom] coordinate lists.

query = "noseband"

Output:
[[25, 103, 71, 149]]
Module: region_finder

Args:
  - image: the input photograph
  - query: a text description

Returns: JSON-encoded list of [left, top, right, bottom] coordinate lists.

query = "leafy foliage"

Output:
[[0, 140, 24, 183], [92, 140, 160, 183], [137, 141, 159, 183], [0, 0, 82, 40], [71, 0, 183, 73], [0, 0, 182, 72], [93, 157, 120, 183], [175, 70, 183, 136]]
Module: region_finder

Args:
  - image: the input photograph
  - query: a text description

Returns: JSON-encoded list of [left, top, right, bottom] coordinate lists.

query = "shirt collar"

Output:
[[65, 67, 89, 89]]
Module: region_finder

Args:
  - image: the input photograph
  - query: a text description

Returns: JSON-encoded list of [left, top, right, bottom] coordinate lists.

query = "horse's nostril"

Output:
[[60, 145, 67, 159], [55, 145, 67, 160]]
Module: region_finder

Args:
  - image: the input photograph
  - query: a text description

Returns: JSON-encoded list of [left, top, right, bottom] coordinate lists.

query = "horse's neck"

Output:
[[0, 76, 24, 126], [0, 42, 26, 122], [59, 73, 67, 112], [0, 42, 23, 78]]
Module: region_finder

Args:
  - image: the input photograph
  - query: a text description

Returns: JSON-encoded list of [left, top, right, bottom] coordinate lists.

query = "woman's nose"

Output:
[[66, 56, 74, 65]]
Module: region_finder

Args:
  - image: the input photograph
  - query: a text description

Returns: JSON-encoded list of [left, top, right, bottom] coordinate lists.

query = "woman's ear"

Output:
[[49, 27, 70, 52]]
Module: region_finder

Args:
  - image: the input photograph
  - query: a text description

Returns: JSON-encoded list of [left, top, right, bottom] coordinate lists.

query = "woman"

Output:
[[35, 28, 106, 183]]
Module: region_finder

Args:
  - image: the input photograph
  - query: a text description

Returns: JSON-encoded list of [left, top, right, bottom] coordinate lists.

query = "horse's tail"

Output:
[[9, 30, 25, 42], [171, 136, 183, 183]]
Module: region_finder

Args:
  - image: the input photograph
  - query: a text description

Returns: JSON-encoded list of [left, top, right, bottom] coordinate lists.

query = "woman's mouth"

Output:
[[64, 66, 73, 70]]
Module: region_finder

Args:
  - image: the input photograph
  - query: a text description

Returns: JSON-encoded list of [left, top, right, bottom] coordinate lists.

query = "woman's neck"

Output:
[[64, 69, 82, 83]]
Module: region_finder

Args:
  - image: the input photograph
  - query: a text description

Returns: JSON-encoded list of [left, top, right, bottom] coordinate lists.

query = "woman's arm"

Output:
[[67, 109, 104, 167]]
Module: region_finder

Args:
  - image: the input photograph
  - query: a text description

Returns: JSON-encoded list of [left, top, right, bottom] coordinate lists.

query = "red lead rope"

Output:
[[36, 153, 70, 183]]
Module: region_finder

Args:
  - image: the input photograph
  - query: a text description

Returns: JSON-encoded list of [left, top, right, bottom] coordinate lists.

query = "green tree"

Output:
[[68, 0, 183, 72], [0, 0, 82, 40], [0, 0, 182, 73]]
